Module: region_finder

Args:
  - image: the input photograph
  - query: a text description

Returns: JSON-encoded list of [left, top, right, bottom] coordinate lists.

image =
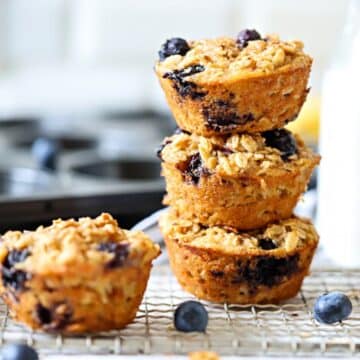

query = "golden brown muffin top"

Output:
[[159, 130, 320, 179], [0, 213, 160, 275], [160, 210, 319, 255], [156, 34, 311, 84]]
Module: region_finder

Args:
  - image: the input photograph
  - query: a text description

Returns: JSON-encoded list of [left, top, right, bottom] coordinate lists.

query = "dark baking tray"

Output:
[[0, 116, 168, 231], [0, 187, 164, 232]]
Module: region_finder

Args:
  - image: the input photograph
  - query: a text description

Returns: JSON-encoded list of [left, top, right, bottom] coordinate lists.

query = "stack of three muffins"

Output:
[[156, 30, 320, 304]]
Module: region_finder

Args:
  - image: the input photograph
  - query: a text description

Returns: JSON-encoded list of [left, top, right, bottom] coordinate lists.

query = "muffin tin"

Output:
[[72, 157, 161, 181], [0, 167, 56, 196], [14, 133, 98, 153], [0, 115, 171, 230]]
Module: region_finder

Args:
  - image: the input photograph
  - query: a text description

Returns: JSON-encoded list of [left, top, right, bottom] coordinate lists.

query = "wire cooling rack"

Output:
[[0, 267, 359, 357]]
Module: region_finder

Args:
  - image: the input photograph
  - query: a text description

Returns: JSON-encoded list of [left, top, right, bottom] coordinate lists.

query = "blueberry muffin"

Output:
[[158, 129, 320, 230], [0, 213, 160, 334], [189, 352, 220, 360], [160, 210, 319, 304], [155, 30, 312, 136]]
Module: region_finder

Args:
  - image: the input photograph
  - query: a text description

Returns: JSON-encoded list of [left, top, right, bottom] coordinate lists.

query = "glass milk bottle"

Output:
[[317, 0, 360, 267]]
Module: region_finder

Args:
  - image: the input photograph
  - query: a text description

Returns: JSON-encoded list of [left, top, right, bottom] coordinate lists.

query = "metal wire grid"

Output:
[[0, 267, 359, 357]]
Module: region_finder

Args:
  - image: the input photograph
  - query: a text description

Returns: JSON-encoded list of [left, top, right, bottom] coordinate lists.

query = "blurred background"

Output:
[[0, 0, 358, 266], [0, 0, 348, 118]]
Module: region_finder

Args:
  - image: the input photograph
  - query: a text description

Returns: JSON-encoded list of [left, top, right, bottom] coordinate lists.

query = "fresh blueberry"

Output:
[[236, 29, 261, 48], [262, 129, 297, 161], [1, 343, 39, 360], [314, 292, 353, 324], [174, 300, 208, 332], [159, 38, 190, 61], [32, 137, 59, 171]]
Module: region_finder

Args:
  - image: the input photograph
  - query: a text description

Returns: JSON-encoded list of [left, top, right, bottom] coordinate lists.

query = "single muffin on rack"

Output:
[[159, 210, 319, 304], [0, 213, 160, 334], [158, 129, 320, 230], [155, 30, 312, 136]]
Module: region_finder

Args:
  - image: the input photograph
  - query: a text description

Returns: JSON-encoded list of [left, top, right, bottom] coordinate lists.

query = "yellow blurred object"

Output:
[[189, 352, 220, 360], [286, 96, 320, 143]]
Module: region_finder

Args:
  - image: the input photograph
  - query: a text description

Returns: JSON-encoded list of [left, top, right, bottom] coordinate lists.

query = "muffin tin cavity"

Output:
[[15, 134, 98, 152], [71, 158, 161, 181], [0, 168, 55, 196], [0, 117, 39, 135], [0, 115, 167, 228]]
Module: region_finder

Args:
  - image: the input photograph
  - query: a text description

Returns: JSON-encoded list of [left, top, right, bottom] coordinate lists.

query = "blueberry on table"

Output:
[[31, 137, 59, 171], [174, 300, 208, 332], [236, 29, 261, 48], [1, 343, 39, 360], [159, 38, 190, 61], [314, 292, 352, 324]]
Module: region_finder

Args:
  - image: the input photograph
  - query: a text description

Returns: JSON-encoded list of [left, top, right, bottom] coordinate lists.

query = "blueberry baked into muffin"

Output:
[[155, 30, 312, 136], [158, 129, 320, 230], [160, 210, 318, 304], [0, 213, 160, 334]]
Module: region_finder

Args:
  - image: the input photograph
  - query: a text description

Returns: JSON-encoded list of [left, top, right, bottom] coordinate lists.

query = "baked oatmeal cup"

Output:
[[160, 210, 319, 304], [155, 30, 312, 136], [158, 129, 320, 230], [0, 213, 160, 334]]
